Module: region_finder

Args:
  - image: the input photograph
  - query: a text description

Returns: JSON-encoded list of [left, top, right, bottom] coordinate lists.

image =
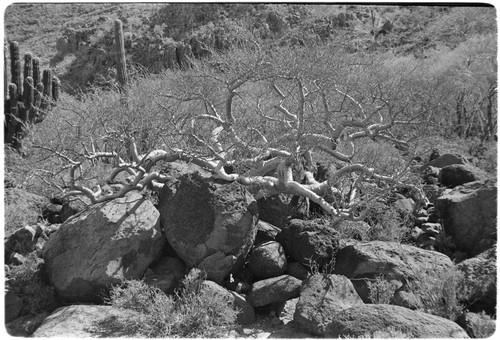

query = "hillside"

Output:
[[4, 3, 496, 93], [3, 3, 498, 338]]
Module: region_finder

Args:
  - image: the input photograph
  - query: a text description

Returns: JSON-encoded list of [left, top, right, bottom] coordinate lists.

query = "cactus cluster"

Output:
[[4, 40, 61, 149]]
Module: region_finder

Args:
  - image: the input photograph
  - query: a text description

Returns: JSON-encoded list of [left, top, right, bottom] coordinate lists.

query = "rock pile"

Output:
[[5, 152, 496, 337]]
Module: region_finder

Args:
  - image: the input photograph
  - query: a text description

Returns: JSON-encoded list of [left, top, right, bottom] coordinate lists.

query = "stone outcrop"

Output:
[[428, 153, 470, 168], [158, 170, 258, 284], [276, 219, 340, 269], [317, 304, 468, 338], [456, 246, 497, 315], [32, 305, 139, 337], [334, 241, 455, 302], [42, 192, 164, 302], [294, 274, 364, 335], [247, 275, 302, 307], [247, 241, 287, 279], [436, 179, 497, 256], [439, 164, 489, 187]]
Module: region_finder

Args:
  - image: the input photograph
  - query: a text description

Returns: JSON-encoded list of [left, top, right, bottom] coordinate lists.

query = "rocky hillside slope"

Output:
[[5, 3, 495, 94]]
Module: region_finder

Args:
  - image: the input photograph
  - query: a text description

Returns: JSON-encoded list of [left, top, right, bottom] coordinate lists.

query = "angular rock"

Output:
[[428, 153, 470, 168], [276, 219, 340, 269], [143, 256, 186, 294], [248, 241, 287, 279], [320, 304, 468, 338], [456, 246, 496, 315], [294, 274, 364, 336], [42, 192, 165, 302], [334, 241, 454, 302], [201, 280, 255, 325], [286, 261, 310, 280], [436, 179, 497, 256], [247, 275, 302, 307], [32, 305, 140, 337], [439, 164, 489, 187], [158, 171, 258, 284], [254, 220, 281, 245]]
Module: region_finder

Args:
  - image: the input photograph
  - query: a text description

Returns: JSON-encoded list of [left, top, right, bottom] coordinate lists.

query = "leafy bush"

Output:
[[100, 269, 239, 337]]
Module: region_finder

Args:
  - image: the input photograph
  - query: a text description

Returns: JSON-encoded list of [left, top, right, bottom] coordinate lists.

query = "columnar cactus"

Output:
[[4, 40, 61, 149], [114, 19, 128, 91]]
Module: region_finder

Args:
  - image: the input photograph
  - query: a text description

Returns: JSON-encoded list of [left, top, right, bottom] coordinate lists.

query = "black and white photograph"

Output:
[[3, 1, 497, 338]]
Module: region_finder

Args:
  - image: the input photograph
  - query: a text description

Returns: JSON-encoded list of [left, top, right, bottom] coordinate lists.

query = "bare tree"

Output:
[[34, 41, 432, 219]]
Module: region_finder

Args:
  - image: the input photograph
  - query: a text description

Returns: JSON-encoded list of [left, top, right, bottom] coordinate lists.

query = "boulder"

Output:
[[317, 304, 468, 338], [4, 289, 24, 323], [257, 196, 292, 228], [439, 164, 489, 187], [286, 261, 310, 280], [201, 280, 255, 325], [334, 241, 455, 302], [254, 220, 281, 245], [4, 224, 44, 261], [276, 219, 340, 269], [456, 246, 496, 315], [435, 179, 497, 256], [294, 274, 364, 336], [143, 256, 186, 294], [158, 171, 259, 284], [456, 312, 496, 338], [247, 275, 302, 307], [428, 153, 469, 168], [247, 241, 287, 279], [42, 192, 165, 302], [32, 305, 140, 337]]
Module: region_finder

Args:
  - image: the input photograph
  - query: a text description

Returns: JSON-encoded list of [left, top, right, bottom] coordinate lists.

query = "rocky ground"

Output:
[[4, 152, 497, 338]]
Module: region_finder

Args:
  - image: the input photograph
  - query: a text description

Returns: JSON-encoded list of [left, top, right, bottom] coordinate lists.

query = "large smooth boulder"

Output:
[[32, 305, 139, 337], [428, 153, 469, 168], [247, 275, 302, 307], [294, 274, 364, 335], [436, 179, 497, 256], [318, 304, 468, 338], [334, 241, 455, 302], [247, 241, 287, 279], [42, 192, 165, 302], [158, 171, 259, 284], [456, 246, 496, 315], [439, 164, 489, 187], [276, 219, 340, 269]]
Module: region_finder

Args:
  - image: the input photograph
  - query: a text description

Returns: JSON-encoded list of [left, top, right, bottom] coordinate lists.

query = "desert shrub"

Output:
[[405, 267, 464, 320], [363, 201, 413, 243], [366, 275, 400, 304], [6, 252, 58, 315], [100, 269, 239, 337]]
